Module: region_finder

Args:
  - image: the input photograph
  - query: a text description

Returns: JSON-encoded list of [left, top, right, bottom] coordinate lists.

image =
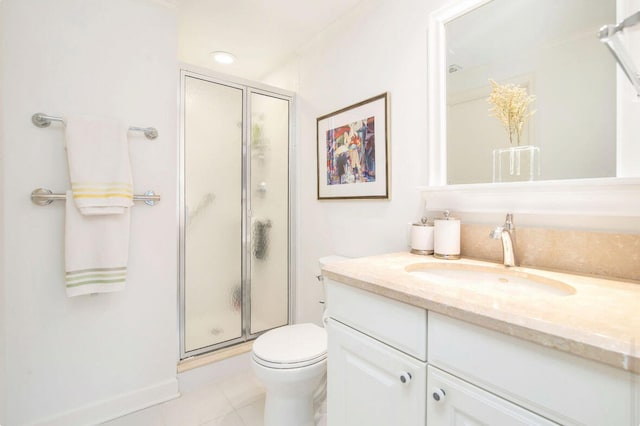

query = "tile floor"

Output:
[[102, 370, 267, 426], [101, 369, 327, 426]]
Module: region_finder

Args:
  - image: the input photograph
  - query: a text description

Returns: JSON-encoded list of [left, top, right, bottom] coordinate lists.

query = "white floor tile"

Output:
[[100, 404, 165, 426], [161, 392, 200, 426], [190, 382, 236, 424], [218, 370, 265, 410], [200, 411, 245, 426], [102, 370, 330, 426], [236, 397, 265, 426]]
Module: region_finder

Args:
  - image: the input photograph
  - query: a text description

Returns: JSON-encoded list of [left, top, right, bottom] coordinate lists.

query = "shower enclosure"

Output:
[[179, 69, 294, 359]]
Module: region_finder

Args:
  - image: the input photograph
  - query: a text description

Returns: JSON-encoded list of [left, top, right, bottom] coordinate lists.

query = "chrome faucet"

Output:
[[490, 213, 518, 267]]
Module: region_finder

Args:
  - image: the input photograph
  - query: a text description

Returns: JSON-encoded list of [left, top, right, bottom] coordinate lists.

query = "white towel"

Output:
[[64, 115, 133, 215], [65, 190, 131, 297]]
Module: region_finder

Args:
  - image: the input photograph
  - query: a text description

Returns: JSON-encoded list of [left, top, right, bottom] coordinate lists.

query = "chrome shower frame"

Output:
[[177, 66, 296, 360]]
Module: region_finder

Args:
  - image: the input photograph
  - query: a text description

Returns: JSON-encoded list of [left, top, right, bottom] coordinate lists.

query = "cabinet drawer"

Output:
[[428, 312, 639, 426], [326, 279, 427, 361]]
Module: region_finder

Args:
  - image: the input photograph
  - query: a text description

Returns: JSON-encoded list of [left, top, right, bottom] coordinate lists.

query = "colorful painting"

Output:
[[316, 93, 389, 199], [325, 117, 375, 185]]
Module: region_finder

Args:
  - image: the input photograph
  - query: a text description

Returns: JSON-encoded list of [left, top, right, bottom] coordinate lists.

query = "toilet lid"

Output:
[[253, 323, 327, 368]]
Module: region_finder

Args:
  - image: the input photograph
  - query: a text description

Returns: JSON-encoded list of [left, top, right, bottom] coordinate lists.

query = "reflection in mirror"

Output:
[[445, 0, 616, 184]]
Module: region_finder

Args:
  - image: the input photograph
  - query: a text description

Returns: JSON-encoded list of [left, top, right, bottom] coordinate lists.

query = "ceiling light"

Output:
[[211, 51, 236, 65]]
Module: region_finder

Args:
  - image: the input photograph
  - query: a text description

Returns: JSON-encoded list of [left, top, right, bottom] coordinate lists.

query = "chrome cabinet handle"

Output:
[[432, 388, 446, 402], [399, 372, 412, 384]]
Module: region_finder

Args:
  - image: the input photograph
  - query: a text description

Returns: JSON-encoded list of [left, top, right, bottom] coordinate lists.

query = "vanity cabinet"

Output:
[[325, 277, 640, 426]]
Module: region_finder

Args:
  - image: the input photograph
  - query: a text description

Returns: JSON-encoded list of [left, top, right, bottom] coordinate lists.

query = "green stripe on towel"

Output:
[[66, 278, 126, 288], [66, 272, 126, 283], [66, 266, 127, 275], [65, 266, 127, 288]]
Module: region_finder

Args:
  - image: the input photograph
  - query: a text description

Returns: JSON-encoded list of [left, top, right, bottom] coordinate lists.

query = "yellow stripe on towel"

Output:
[[73, 193, 133, 200], [71, 182, 133, 200]]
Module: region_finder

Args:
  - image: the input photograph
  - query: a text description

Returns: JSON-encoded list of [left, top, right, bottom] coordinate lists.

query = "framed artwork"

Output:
[[316, 93, 389, 200]]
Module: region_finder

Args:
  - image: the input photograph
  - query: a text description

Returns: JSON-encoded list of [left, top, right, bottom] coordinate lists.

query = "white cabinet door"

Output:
[[326, 319, 427, 426], [427, 366, 558, 426]]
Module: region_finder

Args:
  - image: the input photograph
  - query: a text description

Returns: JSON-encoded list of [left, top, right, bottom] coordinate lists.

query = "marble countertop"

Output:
[[321, 252, 640, 374]]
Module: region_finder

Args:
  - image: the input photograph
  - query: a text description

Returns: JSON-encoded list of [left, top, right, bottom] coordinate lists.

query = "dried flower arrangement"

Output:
[[487, 79, 536, 146]]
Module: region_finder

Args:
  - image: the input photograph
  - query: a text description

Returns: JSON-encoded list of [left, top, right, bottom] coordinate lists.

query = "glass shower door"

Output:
[[183, 76, 243, 352], [249, 92, 290, 335], [180, 70, 293, 359]]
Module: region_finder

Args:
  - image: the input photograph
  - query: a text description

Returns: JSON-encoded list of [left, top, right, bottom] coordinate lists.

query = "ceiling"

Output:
[[177, 0, 364, 81]]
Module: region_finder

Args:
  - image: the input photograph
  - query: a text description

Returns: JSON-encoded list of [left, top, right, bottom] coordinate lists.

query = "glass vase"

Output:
[[492, 145, 540, 183]]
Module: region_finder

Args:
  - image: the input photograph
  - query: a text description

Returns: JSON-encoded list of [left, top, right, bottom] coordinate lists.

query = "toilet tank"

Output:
[[318, 255, 350, 271], [317, 256, 350, 323]]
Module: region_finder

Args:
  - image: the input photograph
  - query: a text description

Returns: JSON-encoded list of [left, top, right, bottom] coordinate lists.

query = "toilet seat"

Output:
[[253, 323, 327, 369]]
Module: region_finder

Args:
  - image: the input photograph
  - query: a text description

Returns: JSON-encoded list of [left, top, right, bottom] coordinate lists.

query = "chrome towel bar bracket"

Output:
[[31, 113, 159, 140], [31, 188, 161, 206]]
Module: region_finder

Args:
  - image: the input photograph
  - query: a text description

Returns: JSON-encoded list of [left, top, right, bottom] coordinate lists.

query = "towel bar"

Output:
[[31, 113, 159, 140], [31, 188, 160, 206]]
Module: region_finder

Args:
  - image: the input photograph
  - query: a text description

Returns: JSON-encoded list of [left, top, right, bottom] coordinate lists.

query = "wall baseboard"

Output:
[[32, 378, 179, 426]]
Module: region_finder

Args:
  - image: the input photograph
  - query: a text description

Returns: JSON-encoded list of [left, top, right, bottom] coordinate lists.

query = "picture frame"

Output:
[[316, 93, 390, 200]]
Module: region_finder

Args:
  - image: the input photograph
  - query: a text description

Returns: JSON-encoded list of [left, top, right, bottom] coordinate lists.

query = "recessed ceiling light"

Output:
[[211, 51, 236, 65]]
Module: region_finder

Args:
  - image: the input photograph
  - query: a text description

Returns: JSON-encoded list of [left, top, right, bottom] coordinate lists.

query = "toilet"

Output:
[[251, 255, 347, 426], [252, 323, 327, 426]]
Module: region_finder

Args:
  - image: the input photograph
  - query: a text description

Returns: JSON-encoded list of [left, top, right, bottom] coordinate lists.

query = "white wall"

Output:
[[0, 1, 179, 424], [264, 0, 450, 325], [0, 1, 6, 420]]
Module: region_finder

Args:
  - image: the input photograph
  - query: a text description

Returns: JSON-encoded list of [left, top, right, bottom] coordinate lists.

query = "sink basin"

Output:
[[406, 263, 575, 296]]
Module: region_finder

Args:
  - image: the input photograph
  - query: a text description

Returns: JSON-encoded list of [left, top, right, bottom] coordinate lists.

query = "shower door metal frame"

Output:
[[178, 67, 296, 360]]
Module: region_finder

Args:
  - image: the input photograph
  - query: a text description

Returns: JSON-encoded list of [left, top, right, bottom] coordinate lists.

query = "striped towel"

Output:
[[64, 190, 130, 297], [64, 116, 133, 215]]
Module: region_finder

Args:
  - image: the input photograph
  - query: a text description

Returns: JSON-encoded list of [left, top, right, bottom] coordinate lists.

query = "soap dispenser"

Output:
[[433, 210, 461, 260], [410, 217, 434, 255]]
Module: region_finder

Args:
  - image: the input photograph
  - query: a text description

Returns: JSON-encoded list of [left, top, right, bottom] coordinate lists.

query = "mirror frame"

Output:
[[425, 0, 640, 217]]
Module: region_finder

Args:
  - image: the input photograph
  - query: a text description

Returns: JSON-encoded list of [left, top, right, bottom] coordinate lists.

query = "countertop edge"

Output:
[[322, 267, 640, 375]]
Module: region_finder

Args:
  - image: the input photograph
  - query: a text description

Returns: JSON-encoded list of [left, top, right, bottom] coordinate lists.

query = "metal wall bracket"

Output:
[[599, 11, 640, 97]]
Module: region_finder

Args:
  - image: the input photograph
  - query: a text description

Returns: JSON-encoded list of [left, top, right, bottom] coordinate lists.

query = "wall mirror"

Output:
[[426, 0, 640, 216]]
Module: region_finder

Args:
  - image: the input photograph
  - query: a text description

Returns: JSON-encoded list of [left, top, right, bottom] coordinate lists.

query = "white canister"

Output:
[[434, 210, 460, 260], [410, 219, 434, 255]]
